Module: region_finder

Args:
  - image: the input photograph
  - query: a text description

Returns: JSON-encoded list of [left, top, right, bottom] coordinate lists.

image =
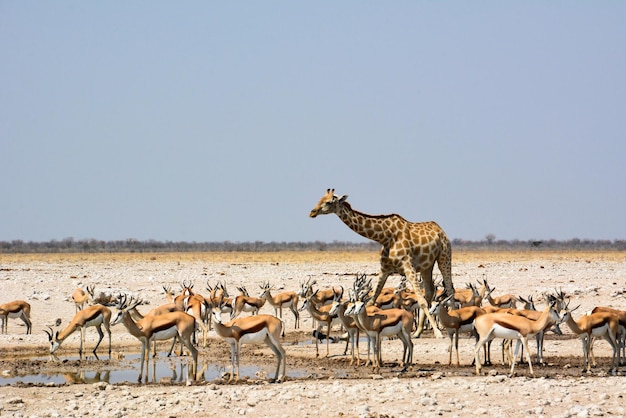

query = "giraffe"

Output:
[[309, 188, 454, 338]]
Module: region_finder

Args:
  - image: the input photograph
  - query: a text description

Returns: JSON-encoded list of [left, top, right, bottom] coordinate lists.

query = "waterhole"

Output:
[[0, 353, 304, 386]]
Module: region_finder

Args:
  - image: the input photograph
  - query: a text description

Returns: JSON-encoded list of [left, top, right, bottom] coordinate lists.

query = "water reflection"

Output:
[[0, 352, 291, 386], [63, 370, 111, 384]]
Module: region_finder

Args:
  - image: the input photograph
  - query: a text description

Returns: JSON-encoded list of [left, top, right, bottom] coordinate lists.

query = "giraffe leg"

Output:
[[418, 268, 436, 334], [437, 242, 454, 296], [369, 271, 390, 305], [406, 270, 443, 338]]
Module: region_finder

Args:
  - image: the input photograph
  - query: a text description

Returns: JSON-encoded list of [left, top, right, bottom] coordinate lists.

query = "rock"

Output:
[[93, 381, 109, 391]]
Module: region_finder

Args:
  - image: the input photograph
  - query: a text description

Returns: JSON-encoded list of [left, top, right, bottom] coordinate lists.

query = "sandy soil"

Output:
[[0, 250, 625, 417]]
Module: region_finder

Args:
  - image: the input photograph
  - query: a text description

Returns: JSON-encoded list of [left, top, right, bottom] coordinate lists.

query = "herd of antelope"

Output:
[[0, 273, 624, 384]]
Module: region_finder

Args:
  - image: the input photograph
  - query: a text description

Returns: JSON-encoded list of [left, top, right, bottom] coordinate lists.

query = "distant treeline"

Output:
[[0, 238, 625, 253]]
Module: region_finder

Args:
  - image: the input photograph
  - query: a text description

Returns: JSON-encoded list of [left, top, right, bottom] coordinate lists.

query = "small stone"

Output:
[[93, 381, 108, 391]]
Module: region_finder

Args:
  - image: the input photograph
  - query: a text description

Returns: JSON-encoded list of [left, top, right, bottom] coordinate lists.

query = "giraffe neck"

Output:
[[336, 202, 394, 245]]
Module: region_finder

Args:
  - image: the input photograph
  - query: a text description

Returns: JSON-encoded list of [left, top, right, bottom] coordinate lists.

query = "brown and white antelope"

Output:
[[126, 300, 182, 357], [590, 306, 626, 364], [111, 295, 198, 383], [453, 280, 490, 308], [345, 278, 414, 373], [45, 304, 112, 358], [485, 279, 520, 309], [298, 289, 342, 357], [231, 286, 266, 319], [297, 278, 342, 307], [392, 282, 421, 335], [184, 293, 210, 347], [373, 277, 408, 310], [71, 286, 91, 312], [259, 282, 300, 330], [0, 300, 32, 335], [164, 281, 196, 310], [429, 294, 486, 366], [560, 303, 620, 375], [473, 302, 560, 377], [207, 281, 234, 316], [211, 297, 286, 383], [501, 301, 564, 366], [165, 282, 210, 346], [328, 287, 363, 365]]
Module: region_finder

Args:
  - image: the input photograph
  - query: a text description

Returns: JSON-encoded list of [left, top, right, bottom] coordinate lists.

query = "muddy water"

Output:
[[0, 352, 281, 385]]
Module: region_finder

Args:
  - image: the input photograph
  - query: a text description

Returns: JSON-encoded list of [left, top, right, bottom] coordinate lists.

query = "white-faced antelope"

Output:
[[500, 301, 563, 366], [211, 297, 286, 383], [165, 281, 210, 346], [429, 294, 486, 366], [298, 289, 341, 358], [125, 299, 182, 357], [208, 282, 234, 316], [473, 302, 560, 377], [297, 278, 342, 307], [45, 304, 112, 358], [328, 286, 363, 365], [111, 295, 198, 383], [345, 292, 414, 373], [231, 285, 266, 320], [259, 282, 300, 330], [484, 279, 520, 309], [560, 303, 620, 375]]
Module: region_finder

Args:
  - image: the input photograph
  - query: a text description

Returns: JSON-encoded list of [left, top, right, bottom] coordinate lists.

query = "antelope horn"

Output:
[[128, 296, 142, 310], [116, 293, 125, 309], [44, 326, 53, 341]]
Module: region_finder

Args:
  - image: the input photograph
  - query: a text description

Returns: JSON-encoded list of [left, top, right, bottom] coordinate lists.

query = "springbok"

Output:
[[429, 294, 486, 366], [0, 300, 32, 335], [560, 303, 620, 375], [0, 300, 33, 334], [111, 295, 198, 383], [71, 287, 91, 312], [211, 297, 286, 383], [473, 302, 560, 377], [259, 282, 300, 330], [45, 304, 112, 358]]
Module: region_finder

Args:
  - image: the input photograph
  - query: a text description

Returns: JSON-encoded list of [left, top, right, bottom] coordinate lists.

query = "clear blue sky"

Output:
[[1, 2, 625, 243]]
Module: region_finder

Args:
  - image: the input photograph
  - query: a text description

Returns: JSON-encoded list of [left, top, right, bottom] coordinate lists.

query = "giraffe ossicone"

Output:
[[309, 188, 454, 338]]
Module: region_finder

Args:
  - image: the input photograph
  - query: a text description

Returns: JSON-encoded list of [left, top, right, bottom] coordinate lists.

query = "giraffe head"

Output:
[[309, 188, 348, 218]]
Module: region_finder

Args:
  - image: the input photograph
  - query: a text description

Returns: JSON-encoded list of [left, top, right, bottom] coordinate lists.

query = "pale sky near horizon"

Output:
[[1, 2, 625, 243]]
